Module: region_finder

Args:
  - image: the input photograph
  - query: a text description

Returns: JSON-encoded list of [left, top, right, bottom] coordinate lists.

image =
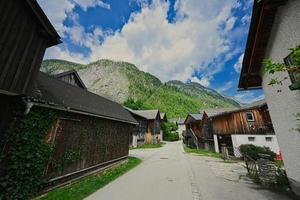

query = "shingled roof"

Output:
[[31, 72, 137, 124], [125, 108, 160, 120]]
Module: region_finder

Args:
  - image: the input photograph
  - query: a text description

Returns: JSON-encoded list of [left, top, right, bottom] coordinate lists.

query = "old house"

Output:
[[170, 118, 186, 139], [206, 100, 280, 157], [125, 108, 148, 147], [0, 0, 139, 197], [26, 72, 137, 185], [183, 114, 202, 148], [238, 0, 300, 195], [126, 109, 162, 146], [0, 0, 61, 144], [54, 70, 87, 89]]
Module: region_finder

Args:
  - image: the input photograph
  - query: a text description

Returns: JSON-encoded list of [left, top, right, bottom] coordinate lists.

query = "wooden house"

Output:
[[0, 0, 60, 158], [238, 0, 300, 195], [0, 0, 139, 196], [183, 114, 202, 148], [54, 70, 87, 89], [9, 72, 137, 188], [126, 109, 162, 146], [0, 0, 61, 96], [205, 100, 279, 157]]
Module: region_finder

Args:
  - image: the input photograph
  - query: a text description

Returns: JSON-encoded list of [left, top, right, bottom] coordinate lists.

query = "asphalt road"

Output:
[[86, 141, 292, 200]]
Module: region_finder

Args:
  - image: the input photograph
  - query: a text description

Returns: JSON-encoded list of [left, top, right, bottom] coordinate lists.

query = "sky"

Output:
[[37, 0, 264, 104]]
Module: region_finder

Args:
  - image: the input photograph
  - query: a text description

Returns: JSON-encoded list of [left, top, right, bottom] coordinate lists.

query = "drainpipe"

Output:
[[22, 97, 34, 115]]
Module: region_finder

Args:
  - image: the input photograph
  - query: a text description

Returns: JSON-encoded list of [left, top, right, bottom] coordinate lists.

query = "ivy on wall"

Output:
[[0, 109, 57, 200]]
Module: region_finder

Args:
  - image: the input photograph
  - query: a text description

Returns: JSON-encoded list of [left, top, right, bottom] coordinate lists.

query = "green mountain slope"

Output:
[[41, 59, 240, 118]]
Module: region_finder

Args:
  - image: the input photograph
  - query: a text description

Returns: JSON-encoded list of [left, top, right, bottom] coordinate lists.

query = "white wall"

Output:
[[231, 134, 280, 155], [261, 0, 300, 195]]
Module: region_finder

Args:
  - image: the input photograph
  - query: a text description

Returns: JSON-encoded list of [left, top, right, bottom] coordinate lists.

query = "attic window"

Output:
[[246, 112, 255, 122], [284, 51, 300, 90], [248, 137, 255, 142]]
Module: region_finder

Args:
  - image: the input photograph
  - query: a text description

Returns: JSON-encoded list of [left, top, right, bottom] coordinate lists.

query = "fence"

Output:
[[244, 154, 277, 186]]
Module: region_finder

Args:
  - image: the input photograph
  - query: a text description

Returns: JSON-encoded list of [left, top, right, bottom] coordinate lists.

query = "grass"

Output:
[[184, 145, 222, 158], [38, 157, 141, 200], [130, 143, 163, 150]]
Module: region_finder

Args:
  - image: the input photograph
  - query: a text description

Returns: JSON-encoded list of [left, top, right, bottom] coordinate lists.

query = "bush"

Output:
[[239, 144, 276, 161], [161, 122, 179, 141], [164, 132, 179, 141]]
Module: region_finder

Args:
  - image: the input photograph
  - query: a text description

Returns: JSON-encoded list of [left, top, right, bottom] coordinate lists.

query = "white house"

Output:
[[238, 0, 300, 195]]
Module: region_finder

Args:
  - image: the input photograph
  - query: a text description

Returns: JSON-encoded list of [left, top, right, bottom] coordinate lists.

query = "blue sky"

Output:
[[38, 0, 264, 104]]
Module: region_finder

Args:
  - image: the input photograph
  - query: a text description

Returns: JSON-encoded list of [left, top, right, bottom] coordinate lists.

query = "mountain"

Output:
[[41, 59, 240, 118]]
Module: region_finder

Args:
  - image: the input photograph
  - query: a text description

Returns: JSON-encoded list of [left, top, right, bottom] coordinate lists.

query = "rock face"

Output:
[[41, 59, 240, 117], [78, 61, 130, 102]]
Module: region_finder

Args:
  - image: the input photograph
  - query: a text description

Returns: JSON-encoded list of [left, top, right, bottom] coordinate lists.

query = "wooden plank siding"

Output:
[[0, 0, 60, 95], [212, 108, 274, 135]]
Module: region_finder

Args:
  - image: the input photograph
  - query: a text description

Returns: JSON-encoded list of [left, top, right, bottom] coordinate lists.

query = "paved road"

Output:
[[86, 141, 292, 200]]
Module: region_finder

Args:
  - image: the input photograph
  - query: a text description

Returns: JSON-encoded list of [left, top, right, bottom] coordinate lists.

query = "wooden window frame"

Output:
[[246, 112, 255, 122]]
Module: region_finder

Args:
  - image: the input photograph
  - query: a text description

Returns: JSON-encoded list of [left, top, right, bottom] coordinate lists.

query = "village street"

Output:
[[86, 141, 292, 200]]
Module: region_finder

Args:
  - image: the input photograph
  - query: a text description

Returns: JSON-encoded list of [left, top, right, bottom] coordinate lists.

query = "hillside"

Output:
[[41, 59, 240, 118]]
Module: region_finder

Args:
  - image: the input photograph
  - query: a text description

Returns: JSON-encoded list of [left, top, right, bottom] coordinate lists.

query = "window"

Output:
[[284, 52, 300, 90], [248, 137, 255, 142], [246, 112, 255, 122], [265, 137, 272, 142]]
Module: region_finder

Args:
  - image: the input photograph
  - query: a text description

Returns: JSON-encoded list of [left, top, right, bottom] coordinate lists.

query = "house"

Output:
[[238, 0, 300, 195], [54, 70, 87, 89], [170, 118, 186, 139], [25, 72, 137, 184], [0, 0, 61, 144], [206, 100, 280, 157], [126, 109, 162, 146], [183, 113, 202, 148], [125, 108, 148, 147], [0, 0, 139, 195]]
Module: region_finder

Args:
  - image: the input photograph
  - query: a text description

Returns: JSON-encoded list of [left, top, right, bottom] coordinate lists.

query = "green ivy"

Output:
[[0, 109, 57, 200]]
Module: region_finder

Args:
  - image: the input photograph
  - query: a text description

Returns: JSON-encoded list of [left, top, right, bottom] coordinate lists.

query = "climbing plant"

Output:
[[264, 46, 300, 88], [264, 46, 300, 134], [0, 109, 57, 200]]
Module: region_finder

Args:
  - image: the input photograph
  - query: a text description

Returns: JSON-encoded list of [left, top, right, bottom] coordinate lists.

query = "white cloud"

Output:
[[234, 91, 264, 104], [73, 0, 111, 11], [191, 76, 211, 87], [37, 0, 110, 34], [241, 14, 251, 24], [217, 81, 234, 93], [40, 0, 243, 83], [234, 53, 244, 73]]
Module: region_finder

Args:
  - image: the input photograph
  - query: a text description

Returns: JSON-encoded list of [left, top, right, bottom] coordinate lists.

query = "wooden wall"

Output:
[[212, 108, 274, 135], [44, 108, 132, 180], [0, 0, 57, 95]]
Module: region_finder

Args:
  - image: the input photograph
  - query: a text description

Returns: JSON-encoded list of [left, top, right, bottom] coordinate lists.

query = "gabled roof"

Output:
[[202, 108, 235, 118], [54, 70, 87, 89], [126, 109, 160, 120], [238, 0, 287, 89], [184, 113, 202, 124], [30, 72, 137, 125], [204, 99, 267, 119], [25, 0, 61, 47], [189, 113, 202, 121]]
